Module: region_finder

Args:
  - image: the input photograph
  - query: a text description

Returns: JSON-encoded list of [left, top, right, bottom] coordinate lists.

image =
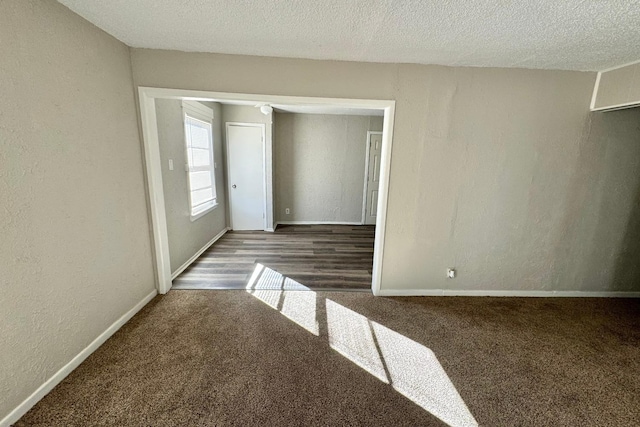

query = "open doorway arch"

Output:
[[137, 87, 395, 295]]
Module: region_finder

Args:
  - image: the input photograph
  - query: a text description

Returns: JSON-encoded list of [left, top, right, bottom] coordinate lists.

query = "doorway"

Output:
[[226, 123, 266, 230], [364, 131, 383, 225], [138, 88, 395, 295]]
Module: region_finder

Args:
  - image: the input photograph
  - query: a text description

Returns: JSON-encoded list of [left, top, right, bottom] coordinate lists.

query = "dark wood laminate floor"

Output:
[[172, 225, 375, 291]]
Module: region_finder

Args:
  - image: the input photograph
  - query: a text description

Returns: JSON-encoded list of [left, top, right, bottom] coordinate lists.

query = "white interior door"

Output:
[[227, 124, 265, 230], [365, 132, 382, 225]]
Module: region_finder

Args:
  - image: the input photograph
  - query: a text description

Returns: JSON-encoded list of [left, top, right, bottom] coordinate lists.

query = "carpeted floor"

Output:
[[16, 291, 640, 426]]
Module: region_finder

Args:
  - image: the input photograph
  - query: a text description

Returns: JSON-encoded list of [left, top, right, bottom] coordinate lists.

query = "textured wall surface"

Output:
[[156, 100, 227, 272], [130, 49, 640, 293], [58, 0, 640, 71], [0, 0, 156, 420], [570, 109, 640, 291], [274, 113, 382, 222], [594, 62, 640, 109], [221, 105, 274, 229]]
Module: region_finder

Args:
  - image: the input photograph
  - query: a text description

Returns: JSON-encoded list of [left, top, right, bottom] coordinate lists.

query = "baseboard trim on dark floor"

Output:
[[378, 289, 640, 297], [0, 290, 158, 427], [276, 221, 364, 226], [171, 285, 372, 292], [171, 227, 230, 280]]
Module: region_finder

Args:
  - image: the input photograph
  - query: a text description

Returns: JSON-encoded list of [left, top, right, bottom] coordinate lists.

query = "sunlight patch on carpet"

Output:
[[371, 321, 478, 427], [281, 289, 320, 336], [325, 299, 388, 383], [245, 266, 477, 426], [247, 264, 319, 335]]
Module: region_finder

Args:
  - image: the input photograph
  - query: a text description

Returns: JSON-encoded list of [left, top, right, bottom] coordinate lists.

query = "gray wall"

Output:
[[156, 100, 227, 273], [132, 50, 640, 293], [1, 0, 155, 420], [566, 109, 640, 290], [594, 62, 640, 109], [274, 113, 383, 222], [1, 1, 638, 419]]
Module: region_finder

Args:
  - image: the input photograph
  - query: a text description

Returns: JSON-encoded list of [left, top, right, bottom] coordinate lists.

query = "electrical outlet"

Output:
[[168, 159, 174, 171], [285, 208, 290, 215], [447, 268, 456, 279]]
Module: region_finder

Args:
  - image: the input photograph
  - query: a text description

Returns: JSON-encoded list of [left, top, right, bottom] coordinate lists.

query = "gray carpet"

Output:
[[15, 291, 640, 426]]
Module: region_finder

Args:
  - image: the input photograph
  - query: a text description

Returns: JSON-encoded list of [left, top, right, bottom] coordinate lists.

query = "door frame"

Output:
[[224, 122, 267, 231], [361, 131, 383, 224], [137, 86, 395, 295]]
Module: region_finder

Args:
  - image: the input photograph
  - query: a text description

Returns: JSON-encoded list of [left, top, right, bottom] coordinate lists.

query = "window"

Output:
[[183, 101, 217, 220]]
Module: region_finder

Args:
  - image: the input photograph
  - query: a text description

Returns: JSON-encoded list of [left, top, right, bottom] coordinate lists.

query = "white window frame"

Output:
[[182, 101, 217, 221]]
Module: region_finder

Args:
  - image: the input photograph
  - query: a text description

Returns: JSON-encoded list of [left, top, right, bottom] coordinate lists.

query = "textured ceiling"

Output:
[[57, 0, 640, 71]]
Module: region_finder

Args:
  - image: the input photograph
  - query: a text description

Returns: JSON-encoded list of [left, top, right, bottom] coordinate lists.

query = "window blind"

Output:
[[184, 114, 216, 216]]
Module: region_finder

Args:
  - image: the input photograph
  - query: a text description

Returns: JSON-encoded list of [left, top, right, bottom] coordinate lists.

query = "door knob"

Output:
[[232, 184, 237, 188]]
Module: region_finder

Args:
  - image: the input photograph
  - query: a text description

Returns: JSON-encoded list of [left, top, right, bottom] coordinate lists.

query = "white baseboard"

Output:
[[377, 288, 640, 298], [171, 227, 230, 280], [0, 289, 157, 427], [276, 221, 363, 226]]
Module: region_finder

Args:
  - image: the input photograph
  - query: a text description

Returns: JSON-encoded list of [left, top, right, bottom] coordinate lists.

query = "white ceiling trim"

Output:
[[184, 99, 384, 116]]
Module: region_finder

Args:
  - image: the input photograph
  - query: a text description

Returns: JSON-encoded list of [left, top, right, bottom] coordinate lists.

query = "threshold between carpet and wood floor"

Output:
[[14, 291, 640, 426], [172, 224, 375, 291]]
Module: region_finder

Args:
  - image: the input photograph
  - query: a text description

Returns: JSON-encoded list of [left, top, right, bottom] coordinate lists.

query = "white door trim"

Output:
[[362, 131, 383, 224], [373, 108, 395, 296], [138, 91, 172, 294], [225, 122, 267, 231], [137, 86, 395, 295]]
